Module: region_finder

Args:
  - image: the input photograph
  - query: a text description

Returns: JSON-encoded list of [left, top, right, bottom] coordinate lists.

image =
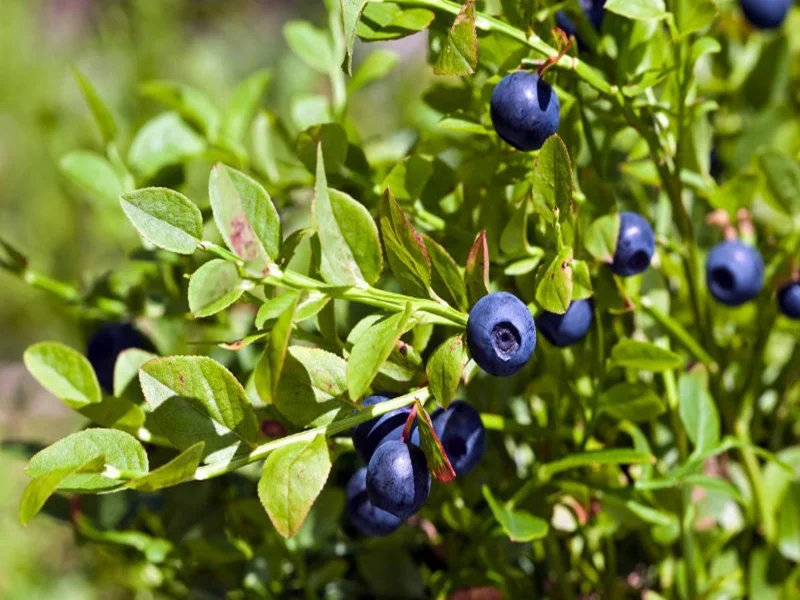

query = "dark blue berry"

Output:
[[556, 0, 606, 39], [740, 0, 791, 29], [352, 393, 411, 461], [778, 282, 800, 319], [466, 292, 536, 377], [87, 322, 152, 393], [537, 299, 595, 347], [366, 441, 430, 519], [430, 401, 486, 477], [346, 467, 403, 537], [611, 212, 655, 277], [706, 241, 764, 306], [490, 72, 560, 152]]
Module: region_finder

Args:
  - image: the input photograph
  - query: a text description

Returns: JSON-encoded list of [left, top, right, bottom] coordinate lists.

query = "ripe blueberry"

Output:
[[537, 299, 595, 347], [366, 440, 430, 519], [346, 467, 403, 537], [490, 72, 560, 152], [352, 393, 411, 461], [778, 281, 800, 319], [740, 0, 791, 29], [87, 322, 152, 393], [466, 292, 536, 377], [430, 401, 486, 476], [611, 212, 655, 277], [556, 0, 606, 39], [706, 240, 764, 306]]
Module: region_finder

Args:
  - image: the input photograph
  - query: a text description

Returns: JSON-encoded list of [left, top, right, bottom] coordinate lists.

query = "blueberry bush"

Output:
[[4, 0, 800, 597]]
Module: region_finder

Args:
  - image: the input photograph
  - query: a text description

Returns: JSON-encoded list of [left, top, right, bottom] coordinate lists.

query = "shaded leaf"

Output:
[[610, 340, 683, 372], [379, 190, 431, 297], [678, 367, 720, 453], [221, 70, 272, 145], [465, 231, 489, 307], [127, 112, 206, 179], [72, 67, 117, 143], [20, 456, 105, 525], [426, 335, 466, 408], [127, 442, 205, 492], [139, 80, 220, 137], [255, 296, 298, 404], [348, 49, 399, 93], [584, 214, 620, 264], [284, 21, 335, 74], [483, 486, 549, 542], [341, 0, 369, 73], [598, 382, 665, 422], [422, 233, 468, 310], [414, 400, 456, 482], [532, 134, 573, 220], [188, 259, 244, 318], [114, 349, 158, 399], [536, 248, 574, 314]]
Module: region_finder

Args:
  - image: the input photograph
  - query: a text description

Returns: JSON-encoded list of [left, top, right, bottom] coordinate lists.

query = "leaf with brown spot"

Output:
[[465, 231, 489, 308]]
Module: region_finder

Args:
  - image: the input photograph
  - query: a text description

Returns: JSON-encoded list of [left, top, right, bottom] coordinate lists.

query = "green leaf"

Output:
[[778, 483, 800, 563], [605, 0, 668, 21], [284, 21, 335, 74], [464, 231, 489, 308], [26, 429, 148, 492], [598, 382, 665, 422], [379, 190, 431, 297], [127, 442, 205, 492], [314, 145, 383, 286], [584, 214, 620, 264], [571, 260, 593, 300], [348, 49, 399, 94], [357, 4, 435, 42], [610, 339, 683, 372], [120, 187, 203, 255], [677, 0, 718, 36], [79, 395, 146, 431], [536, 248, 574, 314], [59, 151, 123, 203], [72, 67, 117, 143], [414, 400, 456, 482], [296, 123, 350, 175], [341, 0, 369, 73], [422, 233, 468, 311], [274, 346, 350, 427], [758, 151, 800, 216], [127, 112, 206, 179], [209, 163, 281, 270], [532, 134, 573, 219], [220, 69, 272, 145], [542, 449, 655, 479], [347, 305, 413, 400], [433, 0, 477, 76], [23, 342, 101, 407], [678, 367, 720, 453], [20, 456, 105, 525], [139, 80, 221, 138], [258, 435, 332, 538], [188, 259, 245, 318], [256, 296, 298, 404], [139, 356, 259, 463], [483, 486, 549, 542], [114, 349, 157, 398], [426, 336, 466, 409]]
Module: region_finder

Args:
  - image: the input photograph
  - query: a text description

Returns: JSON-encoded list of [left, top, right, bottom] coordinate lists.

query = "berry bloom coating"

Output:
[[740, 0, 791, 29], [490, 72, 560, 152], [556, 0, 606, 38], [537, 299, 595, 348], [706, 240, 764, 306], [352, 393, 410, 461], [346, 468, 403, 537], [466, 292, 536, 377], [87, 322, 152, 393], [430, 401, 486, 477], [366, 441, 431, 519], [611, 212, 656, 277], [778, 282, 800, 319]]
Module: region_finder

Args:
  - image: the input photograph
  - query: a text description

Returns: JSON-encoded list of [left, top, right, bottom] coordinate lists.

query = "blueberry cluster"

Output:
[[347, 396, 486, 537]]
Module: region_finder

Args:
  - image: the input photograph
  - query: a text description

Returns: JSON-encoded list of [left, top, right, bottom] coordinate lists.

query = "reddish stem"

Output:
[[400, 403, 419, 443], [538, 29, 573, 78]]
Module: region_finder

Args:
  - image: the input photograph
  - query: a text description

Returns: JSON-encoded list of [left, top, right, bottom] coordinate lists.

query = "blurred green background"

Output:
[[0, 1, 417, 596]]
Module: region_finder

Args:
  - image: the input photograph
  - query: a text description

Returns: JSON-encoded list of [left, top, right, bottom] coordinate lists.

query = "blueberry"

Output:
[[87, 322, 152, 393], [611, 212, 655, 277], [352, 393, 411, 461], [556, 0, 606, 38], [778, 282, 800, 319], [706, 241, 764, 306], [430, 401, 486, 477], [740, 0, 791, 29], [466, 292, 536, 377], [366, 441, 430, 519], [490, 72, 560, 152], [346, 467, 403, 536], [537, 299, 595, 347]]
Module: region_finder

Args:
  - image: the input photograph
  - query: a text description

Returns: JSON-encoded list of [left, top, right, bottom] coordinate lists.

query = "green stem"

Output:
[[639, 298, 717, 371], [193, 388, 429, 481]]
